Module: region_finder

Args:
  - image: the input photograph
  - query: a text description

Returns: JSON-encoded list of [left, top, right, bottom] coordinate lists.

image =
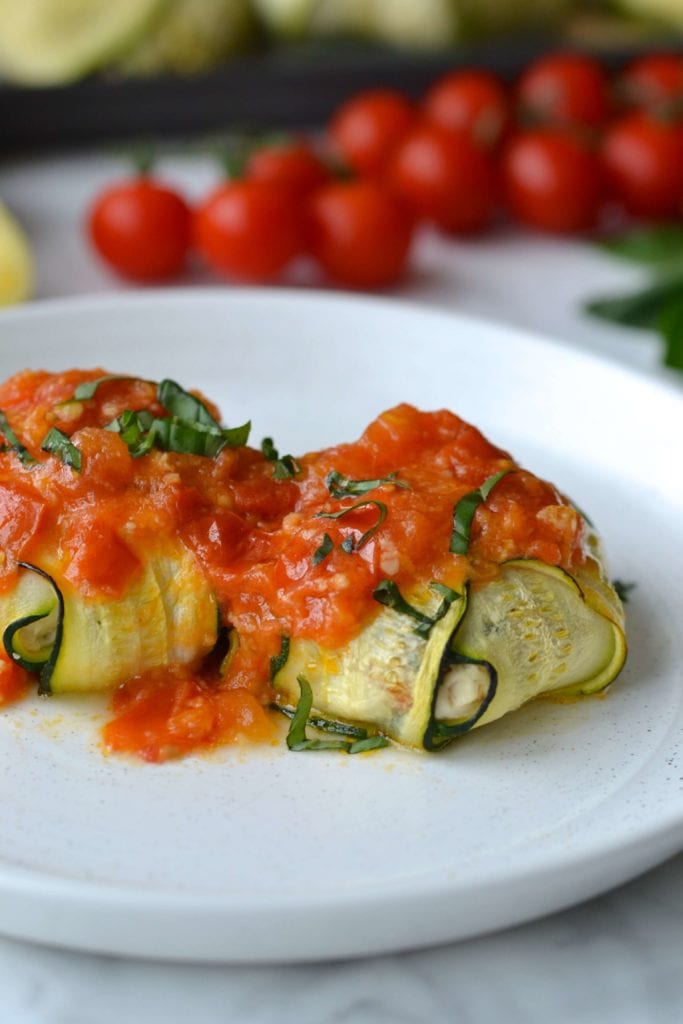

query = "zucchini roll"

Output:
[[273, 555, 626, 751]]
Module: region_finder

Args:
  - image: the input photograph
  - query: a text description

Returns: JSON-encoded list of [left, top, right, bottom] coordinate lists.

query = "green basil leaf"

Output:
[[269, 635, 290, 681], [261, 436, 300, 479], [659, 295, 683, 371], [373, 579, 433, 633], [348, 735, 390, 754], [598, 226, 683, 266], [612, 579, 636, 603], [157, 379, 220, 429], [106, 410, 250, 459], [73, 375, 128, 401], [316, 499, 387, 553], [326, 469, 410, 499], [0, 410, 37, 467], [40, 428, 82, 472], [312, 533, 333, 566], [450, 470, 512, 556], [285, 676, 387, 753], [585, 278, 683, 329]]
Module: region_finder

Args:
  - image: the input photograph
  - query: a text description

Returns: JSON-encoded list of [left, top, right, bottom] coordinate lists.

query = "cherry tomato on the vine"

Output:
[[386, 123, 498, 234], [601, 112, 683, 219], [517, 52, 612, 129], [619, 54, 683, 115], [329, 88, 417, 176], [244, 141, 330, 200], [307, 180, 414, 288], [194, 181, 304, 282], [88, 178, 191, 281], [423, 69, 511, 149], [503, 129, 605, 233]]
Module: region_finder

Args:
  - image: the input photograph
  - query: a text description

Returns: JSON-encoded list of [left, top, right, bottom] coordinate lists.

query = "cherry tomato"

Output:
[[601, 112, 683, 219], [423, 69, 511, 148], [503, 129, 605, 233], [244, 141, 330, 200], [88, 178, 191, 281], [194, 181, 304, 282], [620, 54, 683, 115], [386, 123, 498, 234], [516, 52, 612, 128], [329, 88, 417, 176], [307, 180, 414, 288]]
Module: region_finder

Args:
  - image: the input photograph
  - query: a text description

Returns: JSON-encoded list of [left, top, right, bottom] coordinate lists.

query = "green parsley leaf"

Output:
[[598, 226, 683, 268], [40, 428, 82, 472], [157, 378, 220, 429], [73, 375, 128, 401]]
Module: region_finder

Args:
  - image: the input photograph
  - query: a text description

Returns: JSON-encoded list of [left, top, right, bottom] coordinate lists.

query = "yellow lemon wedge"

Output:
[[0, 202, 34, 307]]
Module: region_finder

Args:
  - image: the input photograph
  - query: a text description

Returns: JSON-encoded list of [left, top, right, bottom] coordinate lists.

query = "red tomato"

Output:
[[244, 141, 330, 199], [516, 52, 612, 128], [386, 123, 498, 234], [503, 130, 605, 233], [307, 180, 414, 288], [620, 54, 683, 115], [423, 69, 511, 148], [601, 113, 683, 219], [88, 178, 191, 281], [329, 88, 417, 176], [195, 181, 304, 281]]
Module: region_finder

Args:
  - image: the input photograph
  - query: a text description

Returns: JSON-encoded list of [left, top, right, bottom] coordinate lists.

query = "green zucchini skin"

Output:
[[2, 563, 64, 695]]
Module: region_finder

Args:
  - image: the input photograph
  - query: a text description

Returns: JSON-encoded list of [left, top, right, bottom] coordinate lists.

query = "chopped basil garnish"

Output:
[[73, 375, 128, 401], [312, 532, 333, 566], [260, 436, 300, 480], [373, 579, 460, 638], [107, 408, 250, 460], [316, 499, 387, 553], [40, 428, 82, 472], [157, 378, 220, 429], [450, 470, 512, 556], [326, 469, 409, 499], [285, 676, 388, 753], [269, 635, 290, 682], [0, 410, 37, 467], [613, 579, 636, 604]]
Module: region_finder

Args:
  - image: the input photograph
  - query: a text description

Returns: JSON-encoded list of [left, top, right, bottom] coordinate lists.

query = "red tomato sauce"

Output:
[[0, 370, 587, 761]]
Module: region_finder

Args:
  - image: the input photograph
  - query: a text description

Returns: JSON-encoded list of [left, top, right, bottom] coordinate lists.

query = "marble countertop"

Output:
[[1, 152, 682, 1024]]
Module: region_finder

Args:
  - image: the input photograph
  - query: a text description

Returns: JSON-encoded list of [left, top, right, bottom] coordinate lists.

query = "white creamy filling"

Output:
[[434, 663, 490, 721]]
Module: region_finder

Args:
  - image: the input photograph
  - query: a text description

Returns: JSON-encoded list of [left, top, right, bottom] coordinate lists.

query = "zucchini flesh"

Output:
[[0, 544, 219, 695], [273, 558, 626, 752], [452, 560, 626, 733]]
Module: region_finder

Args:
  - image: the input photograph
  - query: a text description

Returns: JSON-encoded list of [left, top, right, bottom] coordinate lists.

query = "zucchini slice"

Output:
[[273, 558, 626, 752], [0, 544, 218, 695]]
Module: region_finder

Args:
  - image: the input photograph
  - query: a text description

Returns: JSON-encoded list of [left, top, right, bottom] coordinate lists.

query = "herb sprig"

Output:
[[450, 470, 512, 555], [325, 470, 409, 499], [0, 410, 37, 467], [587, 226, 683, 371], [315, 499, 387, 554], [260, 437, 300, 480]]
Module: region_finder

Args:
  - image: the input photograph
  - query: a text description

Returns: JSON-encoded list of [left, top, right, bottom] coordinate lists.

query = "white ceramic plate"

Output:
[[0, 290, 681, 964]]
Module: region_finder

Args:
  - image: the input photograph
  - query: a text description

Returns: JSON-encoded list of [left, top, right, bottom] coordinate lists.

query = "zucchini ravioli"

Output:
[[0, 370, 626, 761]]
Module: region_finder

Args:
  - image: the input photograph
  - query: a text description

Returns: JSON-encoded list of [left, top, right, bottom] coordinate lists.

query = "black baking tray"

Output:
[[1, 37, 680, 154]]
